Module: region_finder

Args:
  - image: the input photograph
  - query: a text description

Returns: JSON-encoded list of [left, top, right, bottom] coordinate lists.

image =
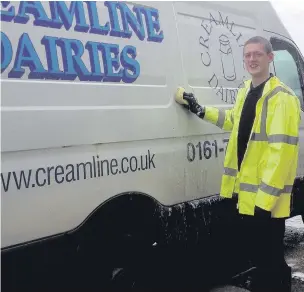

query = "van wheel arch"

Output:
[[74, 192, 163, 289], [75, 192, 163, 258]]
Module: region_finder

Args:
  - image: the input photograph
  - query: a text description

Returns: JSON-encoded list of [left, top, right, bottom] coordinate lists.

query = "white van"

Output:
[[1, 1, 304, 290]]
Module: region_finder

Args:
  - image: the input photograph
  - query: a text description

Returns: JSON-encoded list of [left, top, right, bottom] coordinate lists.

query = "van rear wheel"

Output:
[[110, 268, 137, 290], [76, 194, 161, 289], [77, 230, 157, 290], [104, 231, 159, 290], [110, 266, 153, 290]]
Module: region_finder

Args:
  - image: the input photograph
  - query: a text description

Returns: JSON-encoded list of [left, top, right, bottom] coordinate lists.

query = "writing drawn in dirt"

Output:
[[187, 139, 229, 162], [0, 1, 164, 83], [199, 11, 247, 104]]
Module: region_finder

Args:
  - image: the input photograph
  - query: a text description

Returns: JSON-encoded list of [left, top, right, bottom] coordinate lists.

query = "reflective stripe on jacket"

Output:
[[204, 76, 301, 218]]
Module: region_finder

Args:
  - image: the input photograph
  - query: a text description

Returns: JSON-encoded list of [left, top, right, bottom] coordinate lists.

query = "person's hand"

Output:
[[221, 196, 238, 218], [182, 92, 205, 118], [175, 87, 205, 118], [254, 206, 271, 219]]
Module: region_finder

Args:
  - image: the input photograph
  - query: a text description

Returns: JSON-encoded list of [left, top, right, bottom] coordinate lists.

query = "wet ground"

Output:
[[285, 216, 304, 292], [211, 216, 304, 292]]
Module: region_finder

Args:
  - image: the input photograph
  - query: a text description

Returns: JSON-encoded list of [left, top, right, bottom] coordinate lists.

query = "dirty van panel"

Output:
[[1, 1, 182, 152], [174, 1, 256, 106]]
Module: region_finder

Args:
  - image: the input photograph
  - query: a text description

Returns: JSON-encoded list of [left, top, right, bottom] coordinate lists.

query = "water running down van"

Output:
[[1, 1, 304, 290]]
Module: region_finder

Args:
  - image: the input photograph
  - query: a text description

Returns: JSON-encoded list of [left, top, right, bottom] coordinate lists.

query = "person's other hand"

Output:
[[254, 206, 271, 219]]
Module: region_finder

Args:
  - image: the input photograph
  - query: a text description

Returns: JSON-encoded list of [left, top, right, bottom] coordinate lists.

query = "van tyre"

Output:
[[76, 221, 158, 290], [75, 193, 160, 290], [110, 268, 137, 290]]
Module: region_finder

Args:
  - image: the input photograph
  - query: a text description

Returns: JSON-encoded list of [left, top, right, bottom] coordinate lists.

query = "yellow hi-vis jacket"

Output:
[[204, 76, 301, 218]]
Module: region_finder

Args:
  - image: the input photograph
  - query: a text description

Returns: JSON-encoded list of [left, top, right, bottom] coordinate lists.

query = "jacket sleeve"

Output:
[[203, 84, 246, 132], [204, 106, 234, 132], [255, 93, 300, 212]]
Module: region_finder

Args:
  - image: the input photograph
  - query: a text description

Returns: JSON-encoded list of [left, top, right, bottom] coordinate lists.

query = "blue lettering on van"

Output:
[[41, 36, 64, 80], [49, 1, 89, 32], [8, 33, 47, 79], [104, 1, 126, 38], [86, 2, 110, 35], [100, 43, 123, 82], [85, 41, 104, 81], [0, 1, 15, 22], [139, 7, 164, 42], [14, 1, 52, 26], [120, 46, 140, 83], [56, 38, 92, 81], [0, 1, 164, 83], [1, 31, 12, 72], [119, 3, 145, 40]]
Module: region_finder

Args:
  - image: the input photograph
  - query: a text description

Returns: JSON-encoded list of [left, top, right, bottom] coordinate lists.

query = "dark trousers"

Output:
[[237, 215, 291, 292]]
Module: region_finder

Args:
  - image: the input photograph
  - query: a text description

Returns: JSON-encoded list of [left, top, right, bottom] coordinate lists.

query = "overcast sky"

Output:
[[270, 0, 304, 54]]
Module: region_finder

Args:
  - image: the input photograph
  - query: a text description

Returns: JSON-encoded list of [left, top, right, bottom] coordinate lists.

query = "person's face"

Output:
[[244, 43, 274, 77]]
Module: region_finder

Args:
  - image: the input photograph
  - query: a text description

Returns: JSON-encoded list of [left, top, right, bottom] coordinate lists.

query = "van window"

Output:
[[271, 37, 304, 108]]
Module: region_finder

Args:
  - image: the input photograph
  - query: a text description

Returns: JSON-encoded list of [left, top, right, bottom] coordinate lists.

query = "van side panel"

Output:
[[1, 1, 303, 252], [1, 1, 188, 247]]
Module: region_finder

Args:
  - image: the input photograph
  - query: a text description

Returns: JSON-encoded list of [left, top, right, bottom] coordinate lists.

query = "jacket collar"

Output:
[[261, 74, 281, 98], [244, 73, 280, 97]]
